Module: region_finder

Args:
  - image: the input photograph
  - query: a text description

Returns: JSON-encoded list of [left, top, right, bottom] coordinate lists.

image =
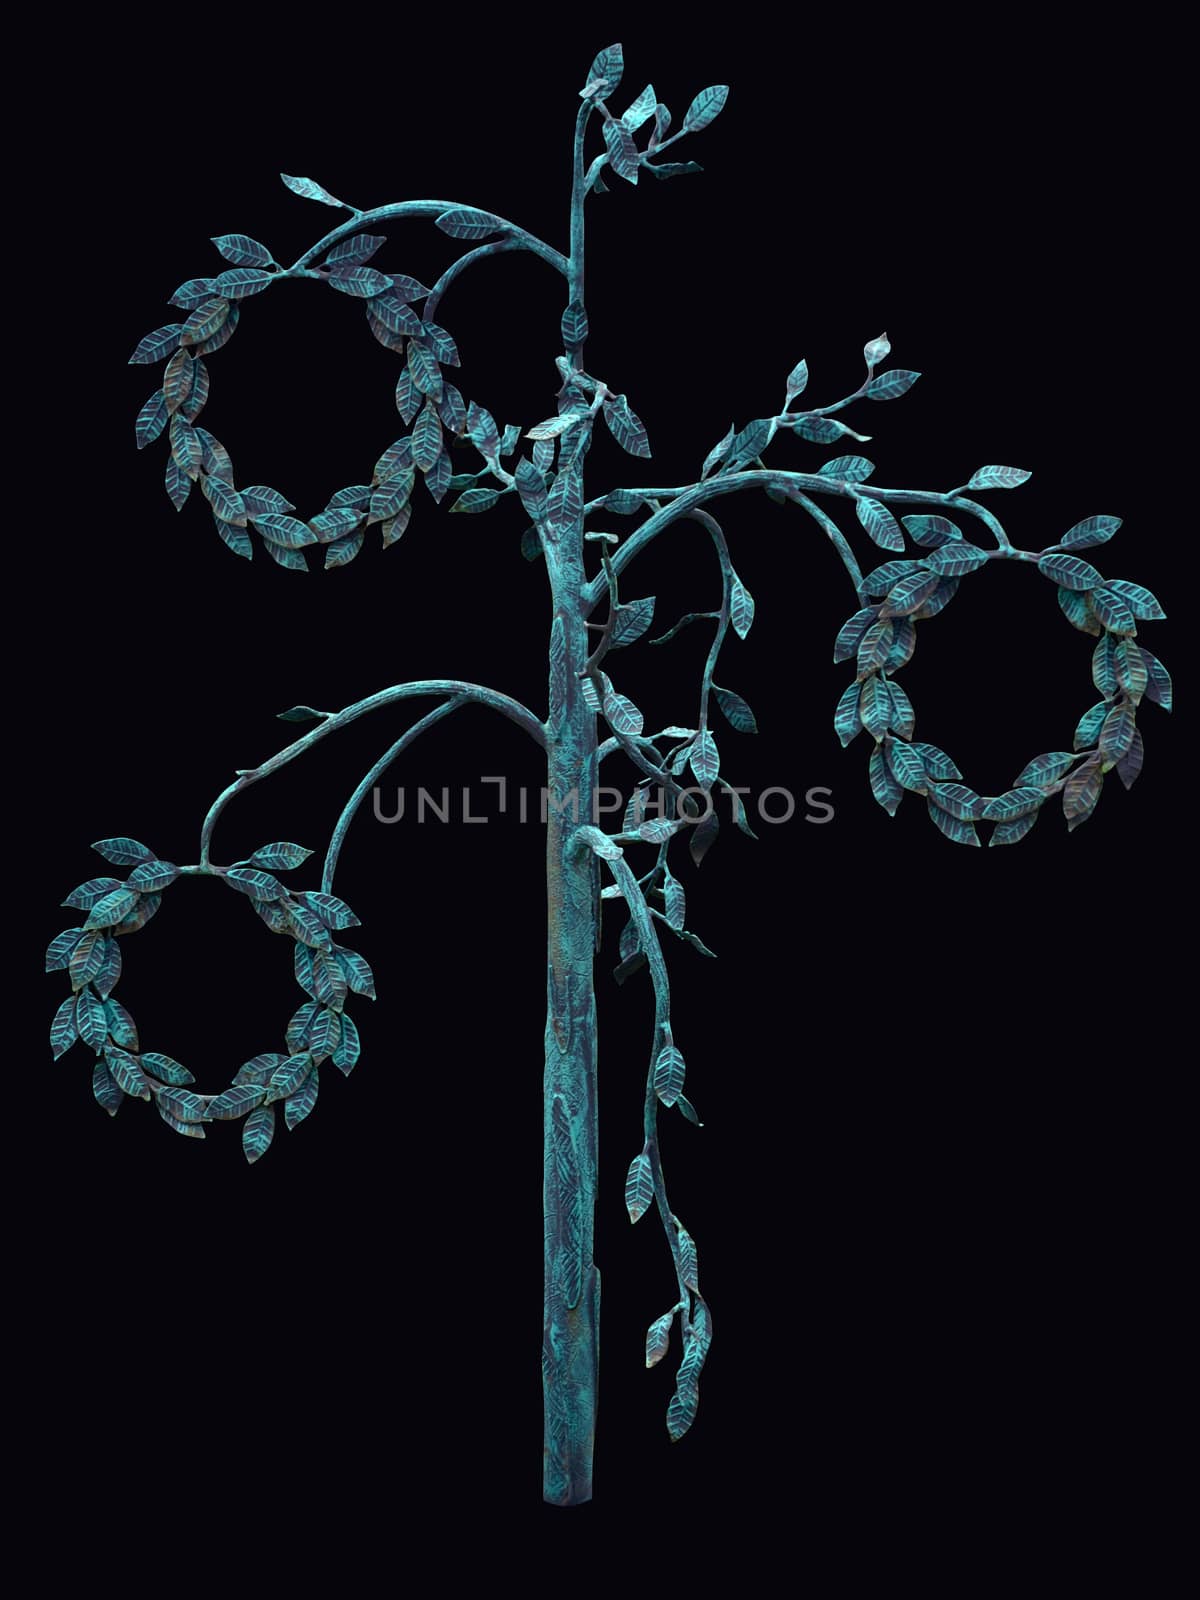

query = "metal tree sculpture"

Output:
[[45, 42, 1172, 1506]]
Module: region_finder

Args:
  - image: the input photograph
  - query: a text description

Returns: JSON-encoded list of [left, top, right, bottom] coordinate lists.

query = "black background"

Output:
[[19, 13, 1187, 1575]]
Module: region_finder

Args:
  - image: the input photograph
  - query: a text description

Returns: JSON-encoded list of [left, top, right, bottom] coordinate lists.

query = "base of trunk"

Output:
[[542, 1264, 600, 1505]]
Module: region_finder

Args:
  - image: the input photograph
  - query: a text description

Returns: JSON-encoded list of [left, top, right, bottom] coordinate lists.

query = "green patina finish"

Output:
[[46, 41, 1170, 1506]]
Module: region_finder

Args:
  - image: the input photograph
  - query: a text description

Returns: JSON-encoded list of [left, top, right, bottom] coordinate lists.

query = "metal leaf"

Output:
[[866, 369, 920, 400], [212, 232, 273, 267], [729, 573, 755, 639], [435, 208, 507, 240], [712, 684, 757, 734], [1060, 515, 1121, 550], [603, 394, 651, 456], [280, 173, 345, 207], [683, 84, 728, 131], [646, 1311, 674, 1368], [209, 1083, 267, 1120], [327, 266, 391, 298], [654, 1044, 686, 1107], [129, 324, 183, 365], [324, 233, 385, 268], [856, 497, 904, 551], [967, 465, 1031, 490], [141, 1052, 194, 1087], [624, 1151, 654, 1223], [1037, 553, 1104, 591], [242, 1104, 276, 1164], [284, 1067, 320, 1131]]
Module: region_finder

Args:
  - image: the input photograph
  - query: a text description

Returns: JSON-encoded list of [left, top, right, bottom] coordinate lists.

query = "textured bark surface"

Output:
[[542, 581, 601, 1505]]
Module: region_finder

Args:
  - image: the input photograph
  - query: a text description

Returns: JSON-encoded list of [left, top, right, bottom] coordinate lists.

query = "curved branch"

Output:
[[585, 667, 691, 813], [790, 492, 867, 602], [423, 237, 527, 324], [594, 512, 734, 816], [321, 697, 467, 893], [608, 726, 691, 811], [199, 679, 546, 867], [686, 509, 732, 736], [585, 470, 1015, 608], [583, 549, 622, 674], [287, 200, 568, 278], [936, 493, 1012, 549], [583, 153, 609, 195]]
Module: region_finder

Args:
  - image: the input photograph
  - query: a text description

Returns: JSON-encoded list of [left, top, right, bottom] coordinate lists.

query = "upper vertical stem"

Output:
[[568, 101, 592, 374]]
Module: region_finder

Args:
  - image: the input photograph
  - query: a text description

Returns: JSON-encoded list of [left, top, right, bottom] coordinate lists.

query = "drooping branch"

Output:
[[573, 833, 701, 1323], [199, 679, 545, 866], [572, 826, 713, 1439]]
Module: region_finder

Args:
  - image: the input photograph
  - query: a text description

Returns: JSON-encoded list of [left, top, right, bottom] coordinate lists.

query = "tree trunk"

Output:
[[542, 588, 601, 1505]]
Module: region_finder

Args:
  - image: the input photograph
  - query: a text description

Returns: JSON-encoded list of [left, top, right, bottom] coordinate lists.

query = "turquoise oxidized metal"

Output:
[[46, 41, 1171, 1506]]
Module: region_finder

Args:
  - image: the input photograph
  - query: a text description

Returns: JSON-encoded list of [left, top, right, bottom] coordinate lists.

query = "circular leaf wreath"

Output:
[[832, 515, 1173, 843], [128, 225, 523, 568], [45, 838, 374, 1162]]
